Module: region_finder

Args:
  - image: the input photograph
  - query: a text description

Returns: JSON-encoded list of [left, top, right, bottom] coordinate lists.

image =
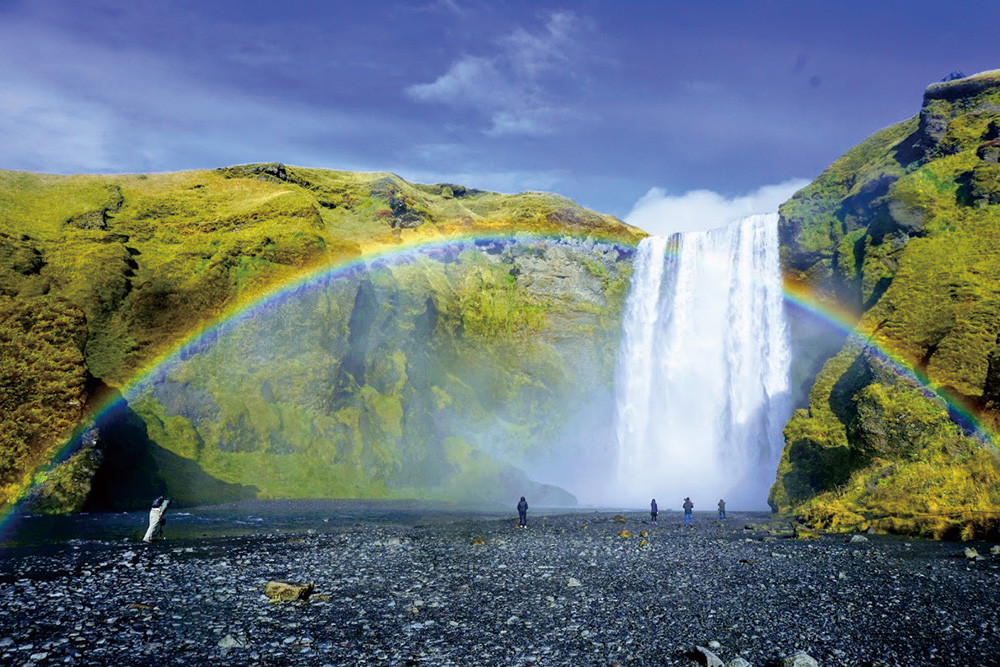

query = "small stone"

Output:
[[218, 635, 244, 649], [783, 651, 819, 667], [991, 545, 1000, 555], [567, 577, 582, 588], [707, 640, 722, 649], [618, 529, 632, 538], [470, 537, 487, 546], [965, 547, 979, 560], [264, 580, 314, 602], [726, 659, 753, 667], [849, 534, 868, 543]]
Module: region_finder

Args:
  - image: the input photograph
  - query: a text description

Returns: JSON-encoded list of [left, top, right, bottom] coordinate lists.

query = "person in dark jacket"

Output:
[[718, 498, 726, 521], [517, 496, 528, 528], [650, 499, 658, 525], [682, 497, 694, 526]]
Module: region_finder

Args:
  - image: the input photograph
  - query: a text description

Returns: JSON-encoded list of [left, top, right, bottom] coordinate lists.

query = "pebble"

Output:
[[0, 510, 997, 665]]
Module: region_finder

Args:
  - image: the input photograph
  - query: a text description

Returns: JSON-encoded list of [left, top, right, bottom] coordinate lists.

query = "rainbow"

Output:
[[0, 228, 990, 535], [781, 281, 987, 436], [0, 230, 636, 532]]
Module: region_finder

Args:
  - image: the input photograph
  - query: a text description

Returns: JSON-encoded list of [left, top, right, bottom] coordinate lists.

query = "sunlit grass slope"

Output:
[[0, 164, 642, 510]]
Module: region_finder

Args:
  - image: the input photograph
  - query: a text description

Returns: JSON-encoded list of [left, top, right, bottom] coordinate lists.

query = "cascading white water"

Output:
[[613, 213, 791, 509]]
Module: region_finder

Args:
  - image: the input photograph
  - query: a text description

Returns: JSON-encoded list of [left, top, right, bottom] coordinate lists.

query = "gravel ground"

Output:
[[1, 509, 999, 666]]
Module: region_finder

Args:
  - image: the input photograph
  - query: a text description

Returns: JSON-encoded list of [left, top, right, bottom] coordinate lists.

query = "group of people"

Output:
[[513, 495, 728, 530], [144, 492, 727, 541], [653, 497, 726, 525]]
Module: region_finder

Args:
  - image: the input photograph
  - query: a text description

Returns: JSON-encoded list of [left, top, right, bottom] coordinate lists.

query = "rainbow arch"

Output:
[[0, 229, 990, 533]]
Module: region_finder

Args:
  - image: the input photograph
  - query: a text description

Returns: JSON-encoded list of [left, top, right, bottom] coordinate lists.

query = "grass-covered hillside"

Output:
[[771, 70, 1000, 539], [0, 164, 642, 511]]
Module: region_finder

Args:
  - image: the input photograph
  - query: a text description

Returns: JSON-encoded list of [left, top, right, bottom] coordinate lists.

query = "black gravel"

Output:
[[1, 509, 1000, 666]]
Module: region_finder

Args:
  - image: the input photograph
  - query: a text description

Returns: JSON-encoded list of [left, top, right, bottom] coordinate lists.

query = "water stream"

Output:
[[613, 213, 791, 508]]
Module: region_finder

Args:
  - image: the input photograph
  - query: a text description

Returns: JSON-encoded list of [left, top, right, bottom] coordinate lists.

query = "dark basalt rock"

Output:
[[217, 162, 292, 182], [2, 511, 999, 665]]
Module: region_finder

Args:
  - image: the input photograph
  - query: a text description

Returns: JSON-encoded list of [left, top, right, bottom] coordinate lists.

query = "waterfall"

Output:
[[612, 213, 791, 509]]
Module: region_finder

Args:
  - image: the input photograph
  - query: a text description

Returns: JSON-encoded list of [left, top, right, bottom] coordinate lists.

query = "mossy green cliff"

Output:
[[0, 165, 641, 510], [771, 70, 1000, 539]]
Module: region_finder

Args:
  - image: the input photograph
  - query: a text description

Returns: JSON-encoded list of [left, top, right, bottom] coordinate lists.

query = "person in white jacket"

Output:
[[142, 496, 170, 542]]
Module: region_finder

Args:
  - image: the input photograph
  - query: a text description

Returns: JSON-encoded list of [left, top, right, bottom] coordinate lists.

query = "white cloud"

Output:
[[0, 79, 116, 172], [624, 179, 811, 236], [400, 166, 567, 196], [408, 56, 511, 108], [0, 19, 382, 174], [406, 11, 593, 136]]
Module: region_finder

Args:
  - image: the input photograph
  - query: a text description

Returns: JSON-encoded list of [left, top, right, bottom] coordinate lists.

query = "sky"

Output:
[[1, 1, 998, 235]]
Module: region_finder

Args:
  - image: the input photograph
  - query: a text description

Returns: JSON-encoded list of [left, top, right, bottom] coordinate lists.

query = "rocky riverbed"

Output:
[[1, 507, 999, 666]]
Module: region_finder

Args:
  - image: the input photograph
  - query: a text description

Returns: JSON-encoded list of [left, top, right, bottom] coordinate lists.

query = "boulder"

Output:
[[264, 580, 314, 602], [688, 645, 724, 667], [783, 652, 819, 667], [977, 141, 1000, 164]]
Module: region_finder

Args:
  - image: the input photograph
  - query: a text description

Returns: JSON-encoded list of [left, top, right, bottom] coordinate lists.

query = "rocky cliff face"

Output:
[[771, 70, 1000, 539], [0, 166, 642, 511]]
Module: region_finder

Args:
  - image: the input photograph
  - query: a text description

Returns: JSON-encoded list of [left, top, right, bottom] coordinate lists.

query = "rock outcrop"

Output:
[[0, 166, 643, 511], [771, 70, 1000, 539]]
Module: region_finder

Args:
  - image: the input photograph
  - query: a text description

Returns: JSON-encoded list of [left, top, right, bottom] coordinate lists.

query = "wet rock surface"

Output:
[[1, 510, 1000, 665]]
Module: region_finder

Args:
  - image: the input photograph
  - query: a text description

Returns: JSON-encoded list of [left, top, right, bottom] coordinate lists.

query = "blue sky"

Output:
[[1, 1, 998, 232]]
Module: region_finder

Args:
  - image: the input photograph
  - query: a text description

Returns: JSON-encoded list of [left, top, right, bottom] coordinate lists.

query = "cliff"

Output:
[[770, 70, 1000, 539], [0, 165, 643, 511]]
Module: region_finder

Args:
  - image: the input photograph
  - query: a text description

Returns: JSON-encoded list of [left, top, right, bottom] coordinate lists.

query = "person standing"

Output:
[[718, 498, 726, 521], [517, 496, 529, 528], [650, 498, 658, 525], [682, 497, 694, 526], [143, 496, 170, 542]]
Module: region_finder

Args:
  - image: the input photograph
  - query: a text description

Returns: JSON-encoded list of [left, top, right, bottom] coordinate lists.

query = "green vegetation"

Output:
[[121, 235, 625, 506], [0, 296, 89, 503], [0, 164, 642, 511], [774, 70, 1000, 537]]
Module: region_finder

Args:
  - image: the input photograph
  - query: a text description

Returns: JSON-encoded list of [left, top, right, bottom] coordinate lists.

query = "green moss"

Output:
[[779, 118, 919, 264], [775, 75, 1000, 535], [0, 164, 641, 509], [0, 296, 89, 502]]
